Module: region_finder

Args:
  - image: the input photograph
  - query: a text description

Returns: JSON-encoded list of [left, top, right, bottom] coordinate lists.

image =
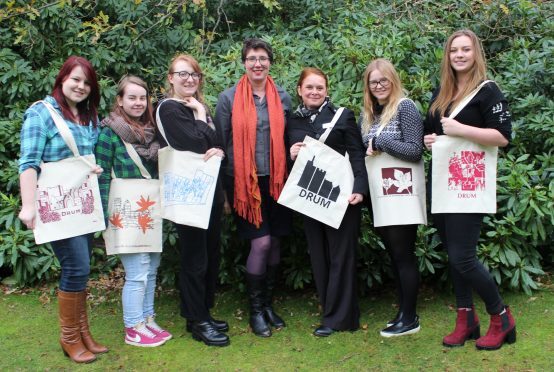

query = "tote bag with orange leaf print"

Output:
[[103, 141, 162, 255]]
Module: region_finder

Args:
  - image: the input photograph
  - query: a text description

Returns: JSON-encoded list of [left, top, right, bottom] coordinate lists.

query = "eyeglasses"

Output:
[[172, 71, 202, 80], [369, 78, 390, 89], [245, 56, 270, 65]]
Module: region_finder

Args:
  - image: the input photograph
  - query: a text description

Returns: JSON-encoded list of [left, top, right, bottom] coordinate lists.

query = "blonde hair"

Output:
[[112, 75, 155, 140], [361, 58, 405, 135], [166, 54, 205, 103], [430, 29, 487, 118]]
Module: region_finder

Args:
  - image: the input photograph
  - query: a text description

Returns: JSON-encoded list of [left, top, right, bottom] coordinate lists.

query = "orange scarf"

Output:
[[231, 75, 287, 228]]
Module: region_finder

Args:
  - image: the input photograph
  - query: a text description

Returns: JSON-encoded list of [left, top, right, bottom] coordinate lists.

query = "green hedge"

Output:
[[1, 0, 552, 293]]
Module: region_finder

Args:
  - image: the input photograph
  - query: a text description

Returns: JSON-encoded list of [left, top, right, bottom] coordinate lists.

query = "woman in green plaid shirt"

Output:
[[95, 75, 171, 347]]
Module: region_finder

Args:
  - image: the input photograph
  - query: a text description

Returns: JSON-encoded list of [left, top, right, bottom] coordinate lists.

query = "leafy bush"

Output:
[[0, 0, 552, 292]]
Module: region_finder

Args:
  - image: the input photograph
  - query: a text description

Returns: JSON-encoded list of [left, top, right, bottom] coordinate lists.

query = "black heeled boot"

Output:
[[190, 320, 230, 347], [263, 265, 286, 328], [246, 273, 272, 337]]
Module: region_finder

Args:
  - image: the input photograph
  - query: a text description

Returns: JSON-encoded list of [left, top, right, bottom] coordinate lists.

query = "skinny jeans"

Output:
[[434, 213, 504, 314], [119, 252, 161, 328], [51, 234, 92, 292]]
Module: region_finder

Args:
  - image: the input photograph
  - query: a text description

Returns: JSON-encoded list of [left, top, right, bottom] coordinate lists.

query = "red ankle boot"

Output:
[[476, 306, 516, 350], [443, 306, 480, 347]]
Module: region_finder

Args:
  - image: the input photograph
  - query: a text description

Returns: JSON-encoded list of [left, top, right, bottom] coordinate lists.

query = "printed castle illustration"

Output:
[[448, 150, 486, 191], [298, 157, 340, 202], [163, 170, 214, 206], [37, 175, 95, 223]]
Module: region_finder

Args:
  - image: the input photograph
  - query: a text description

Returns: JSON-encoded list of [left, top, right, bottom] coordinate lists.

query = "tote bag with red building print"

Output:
[[431, 81, 498, 214]]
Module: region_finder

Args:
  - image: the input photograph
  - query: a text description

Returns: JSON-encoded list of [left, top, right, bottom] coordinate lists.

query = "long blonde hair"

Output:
[[361, 58, 405, 135], [430, 29, 487, 117], [111, 75, 155, 141], [166, 54, 205, 103]]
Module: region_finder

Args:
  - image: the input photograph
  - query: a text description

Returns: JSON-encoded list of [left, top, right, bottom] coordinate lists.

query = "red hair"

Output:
[[51, 56, 100, 126]]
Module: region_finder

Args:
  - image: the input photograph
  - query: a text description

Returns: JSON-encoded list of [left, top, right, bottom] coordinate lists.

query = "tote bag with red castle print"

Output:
[[431, 80, 498, 214], [103, 141, 162, 255], [33, 101, 105, 244]]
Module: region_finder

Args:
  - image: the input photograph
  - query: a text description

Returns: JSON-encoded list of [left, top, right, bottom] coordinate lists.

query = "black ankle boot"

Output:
[[246, 273, 271, 337], [263, 265, 286, 329], [190, 320, 230, 347]]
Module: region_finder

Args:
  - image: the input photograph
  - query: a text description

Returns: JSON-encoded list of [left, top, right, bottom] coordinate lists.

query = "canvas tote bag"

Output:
[[365, 99, 427, 227], [156, 99, 221, 229], [33, 101, 105, 244], [103, 142, 162, 255], [278, 108, 354, 229], [431, 80, 498, 214]]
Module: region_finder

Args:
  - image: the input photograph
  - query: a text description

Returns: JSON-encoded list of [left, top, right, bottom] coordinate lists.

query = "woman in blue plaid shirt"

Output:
[[18, 56, 107, 363], [95, 75, 171, 348]]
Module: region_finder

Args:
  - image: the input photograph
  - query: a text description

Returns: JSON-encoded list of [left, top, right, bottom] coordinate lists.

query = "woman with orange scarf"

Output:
[[215, 38, 292, 338]]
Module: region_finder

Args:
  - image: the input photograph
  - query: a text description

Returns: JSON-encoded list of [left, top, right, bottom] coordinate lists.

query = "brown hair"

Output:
[[166, 54, 205, 103], [361, 58, 405, 135], [429, 29, 487, 118], [112, 75, 155, 140]]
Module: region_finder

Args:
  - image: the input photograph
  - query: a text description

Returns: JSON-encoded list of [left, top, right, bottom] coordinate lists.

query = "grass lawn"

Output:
[[1, 282, 553, 371]]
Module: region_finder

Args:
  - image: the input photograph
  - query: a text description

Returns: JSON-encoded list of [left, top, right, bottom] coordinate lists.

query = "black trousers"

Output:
[[434, 213, 503, 314], [176, 199, 223, 320], [304, 204, 361, 330]]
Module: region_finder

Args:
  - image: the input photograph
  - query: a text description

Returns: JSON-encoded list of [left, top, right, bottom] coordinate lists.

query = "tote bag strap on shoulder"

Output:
[[33, 100, 97, 169], [318, 107, 345, 144], [155, 98, 188, 148], [448, 80, 494, 119], [121, 141, 152, 179], [374, 97, 410, 138], [34, 100, 80, 156]]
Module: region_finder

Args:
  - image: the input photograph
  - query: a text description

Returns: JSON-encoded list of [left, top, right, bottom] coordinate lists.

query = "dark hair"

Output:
[[51, 56, 99, 126], [241, 38, 274, 63]]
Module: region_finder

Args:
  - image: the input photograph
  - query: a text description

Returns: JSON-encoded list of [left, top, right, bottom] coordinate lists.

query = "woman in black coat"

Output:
[[287, 67, 368, 336]]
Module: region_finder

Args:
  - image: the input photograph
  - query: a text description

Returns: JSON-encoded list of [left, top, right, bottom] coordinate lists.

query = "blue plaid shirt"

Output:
[[18, 96, 99, 174]]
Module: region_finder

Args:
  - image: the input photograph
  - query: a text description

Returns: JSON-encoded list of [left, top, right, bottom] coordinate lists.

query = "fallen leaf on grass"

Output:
[[39, 292, 51, 306]]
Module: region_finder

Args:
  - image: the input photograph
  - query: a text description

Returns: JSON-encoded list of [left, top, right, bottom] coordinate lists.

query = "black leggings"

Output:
[[376, 224, 419, 322], [434, 213, 503, 314]]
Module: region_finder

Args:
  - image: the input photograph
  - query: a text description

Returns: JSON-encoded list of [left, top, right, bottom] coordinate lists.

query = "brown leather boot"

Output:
[[78, 291, 108, 354], [58, 290, 96, 363]]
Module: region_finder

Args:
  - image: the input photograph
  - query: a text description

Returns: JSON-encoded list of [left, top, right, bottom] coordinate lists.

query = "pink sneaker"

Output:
[[125, 323, 166, 347], [146, 315, 173, 341]]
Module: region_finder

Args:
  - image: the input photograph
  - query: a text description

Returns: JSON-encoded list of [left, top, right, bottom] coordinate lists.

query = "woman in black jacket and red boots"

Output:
[[423, 29, 516, 350], [287, 67, 368, 337]]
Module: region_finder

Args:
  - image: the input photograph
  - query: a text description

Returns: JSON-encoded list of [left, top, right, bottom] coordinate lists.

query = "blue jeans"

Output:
[[119, 252, 161, 328], [51, 234, 92, 292]]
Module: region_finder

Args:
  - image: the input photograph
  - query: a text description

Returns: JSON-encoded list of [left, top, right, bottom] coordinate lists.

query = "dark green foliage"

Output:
[[0, 0, 552, 292]]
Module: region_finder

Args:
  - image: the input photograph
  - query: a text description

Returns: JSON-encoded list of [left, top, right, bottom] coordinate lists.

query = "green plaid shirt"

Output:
[[95, 127, 157, 214]]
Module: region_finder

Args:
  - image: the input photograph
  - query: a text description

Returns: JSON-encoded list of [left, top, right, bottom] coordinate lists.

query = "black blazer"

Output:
[[286, 104, 368, 196]]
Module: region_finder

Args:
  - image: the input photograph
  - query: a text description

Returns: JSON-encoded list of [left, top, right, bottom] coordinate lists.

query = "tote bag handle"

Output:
[[318, 107, 345, 144], [448, 80, 493, 119], [34, 100, 97, 169]]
